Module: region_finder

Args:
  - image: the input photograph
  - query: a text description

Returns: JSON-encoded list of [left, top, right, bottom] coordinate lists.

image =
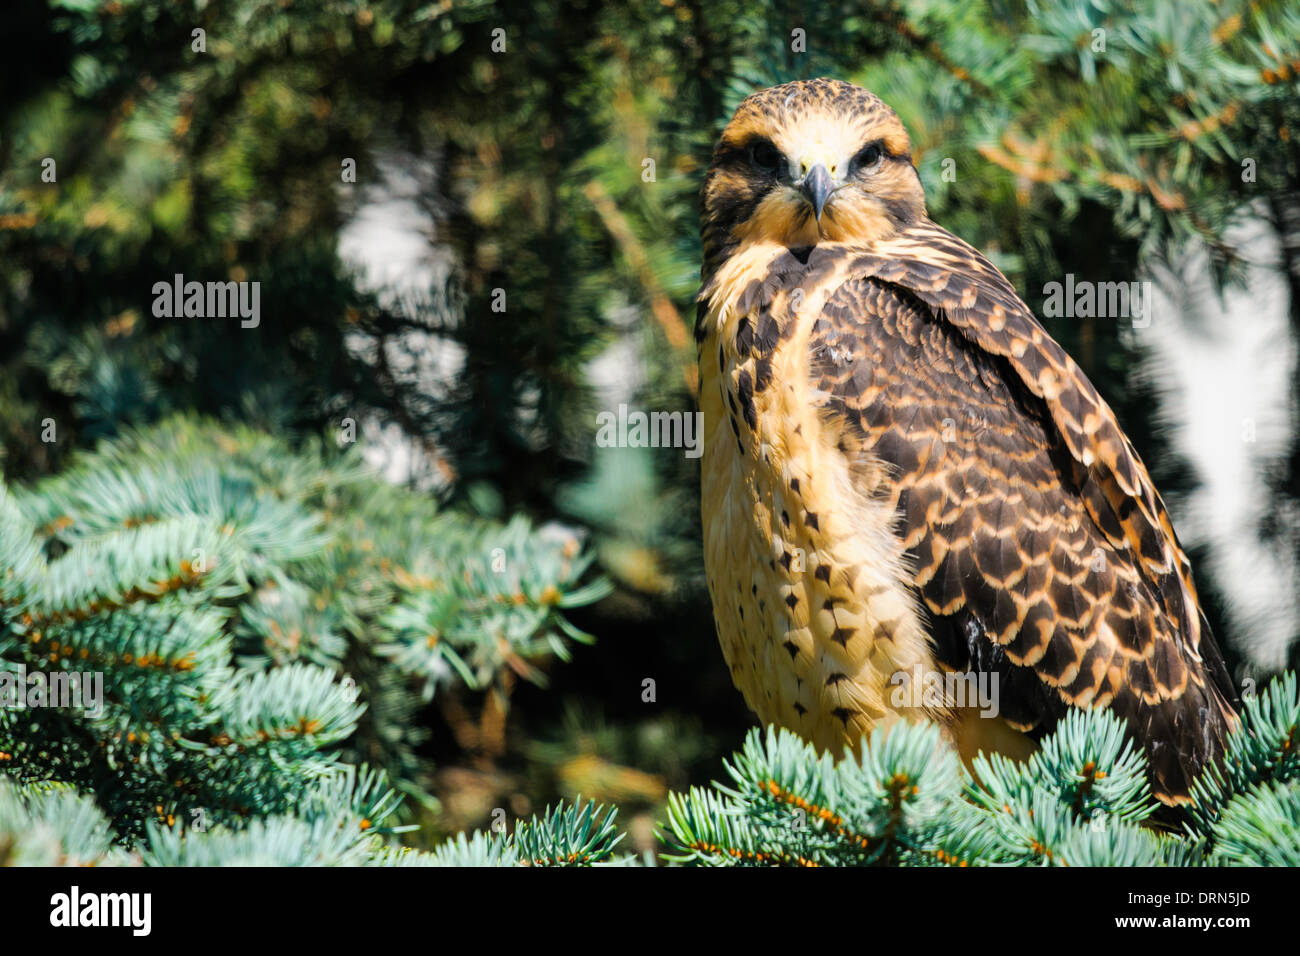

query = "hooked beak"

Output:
[[800, 163, 834, 221]]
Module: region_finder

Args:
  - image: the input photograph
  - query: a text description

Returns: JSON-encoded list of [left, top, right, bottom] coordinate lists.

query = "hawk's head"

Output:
[[701, 78, 926, 272]]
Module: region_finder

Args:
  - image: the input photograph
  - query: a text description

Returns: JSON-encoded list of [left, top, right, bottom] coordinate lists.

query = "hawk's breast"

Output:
[[697, 241, 940, 753]]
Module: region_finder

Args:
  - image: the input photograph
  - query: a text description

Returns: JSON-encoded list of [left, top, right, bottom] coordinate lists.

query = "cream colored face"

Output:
[[701, 80, 928, 265]]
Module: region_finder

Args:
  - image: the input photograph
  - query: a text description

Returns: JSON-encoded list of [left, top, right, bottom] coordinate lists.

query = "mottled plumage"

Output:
[[697, 78, 1236, 804]]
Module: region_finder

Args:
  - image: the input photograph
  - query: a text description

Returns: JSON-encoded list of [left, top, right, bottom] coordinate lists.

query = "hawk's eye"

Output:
[[748, 141, 783, 173], [852, 143, 884, 174]]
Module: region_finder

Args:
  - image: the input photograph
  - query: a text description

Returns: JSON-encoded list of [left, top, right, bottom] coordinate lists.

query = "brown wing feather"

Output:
[[787, 230, 1236, 804]]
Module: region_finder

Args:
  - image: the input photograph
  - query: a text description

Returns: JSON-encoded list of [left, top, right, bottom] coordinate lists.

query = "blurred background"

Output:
[[1, 0, 1298, 853]]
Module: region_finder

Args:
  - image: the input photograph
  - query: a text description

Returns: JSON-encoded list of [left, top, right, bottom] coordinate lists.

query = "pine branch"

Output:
[[1, 416, 610, 848]]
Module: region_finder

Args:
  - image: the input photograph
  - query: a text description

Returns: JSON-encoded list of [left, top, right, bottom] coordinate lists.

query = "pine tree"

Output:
[[0, 416, 609, 859]]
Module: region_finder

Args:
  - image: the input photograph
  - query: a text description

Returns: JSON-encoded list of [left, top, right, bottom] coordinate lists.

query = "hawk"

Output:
[[696, 78, 1236, 805]]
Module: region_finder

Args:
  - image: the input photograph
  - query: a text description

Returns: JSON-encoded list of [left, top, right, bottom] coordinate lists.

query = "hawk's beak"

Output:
[[800, 163, 833, 221]]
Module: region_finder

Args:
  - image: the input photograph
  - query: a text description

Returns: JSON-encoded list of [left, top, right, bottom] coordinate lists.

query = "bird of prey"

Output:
[[696, 78, 1236, 805]]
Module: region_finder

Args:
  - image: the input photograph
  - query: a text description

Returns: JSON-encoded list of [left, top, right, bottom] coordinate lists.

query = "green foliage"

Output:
[[0, 416, 608, 850], [0, 764, 406, 866], [290, 671, 1298, 868], [1211, 781, 1300, 866], [655, 675, 1300, 866], [0, 780, 130, 867], [1189, 671, 1300, 834], [380, 799, 628, 867], [351, 672, 1300, 869]]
